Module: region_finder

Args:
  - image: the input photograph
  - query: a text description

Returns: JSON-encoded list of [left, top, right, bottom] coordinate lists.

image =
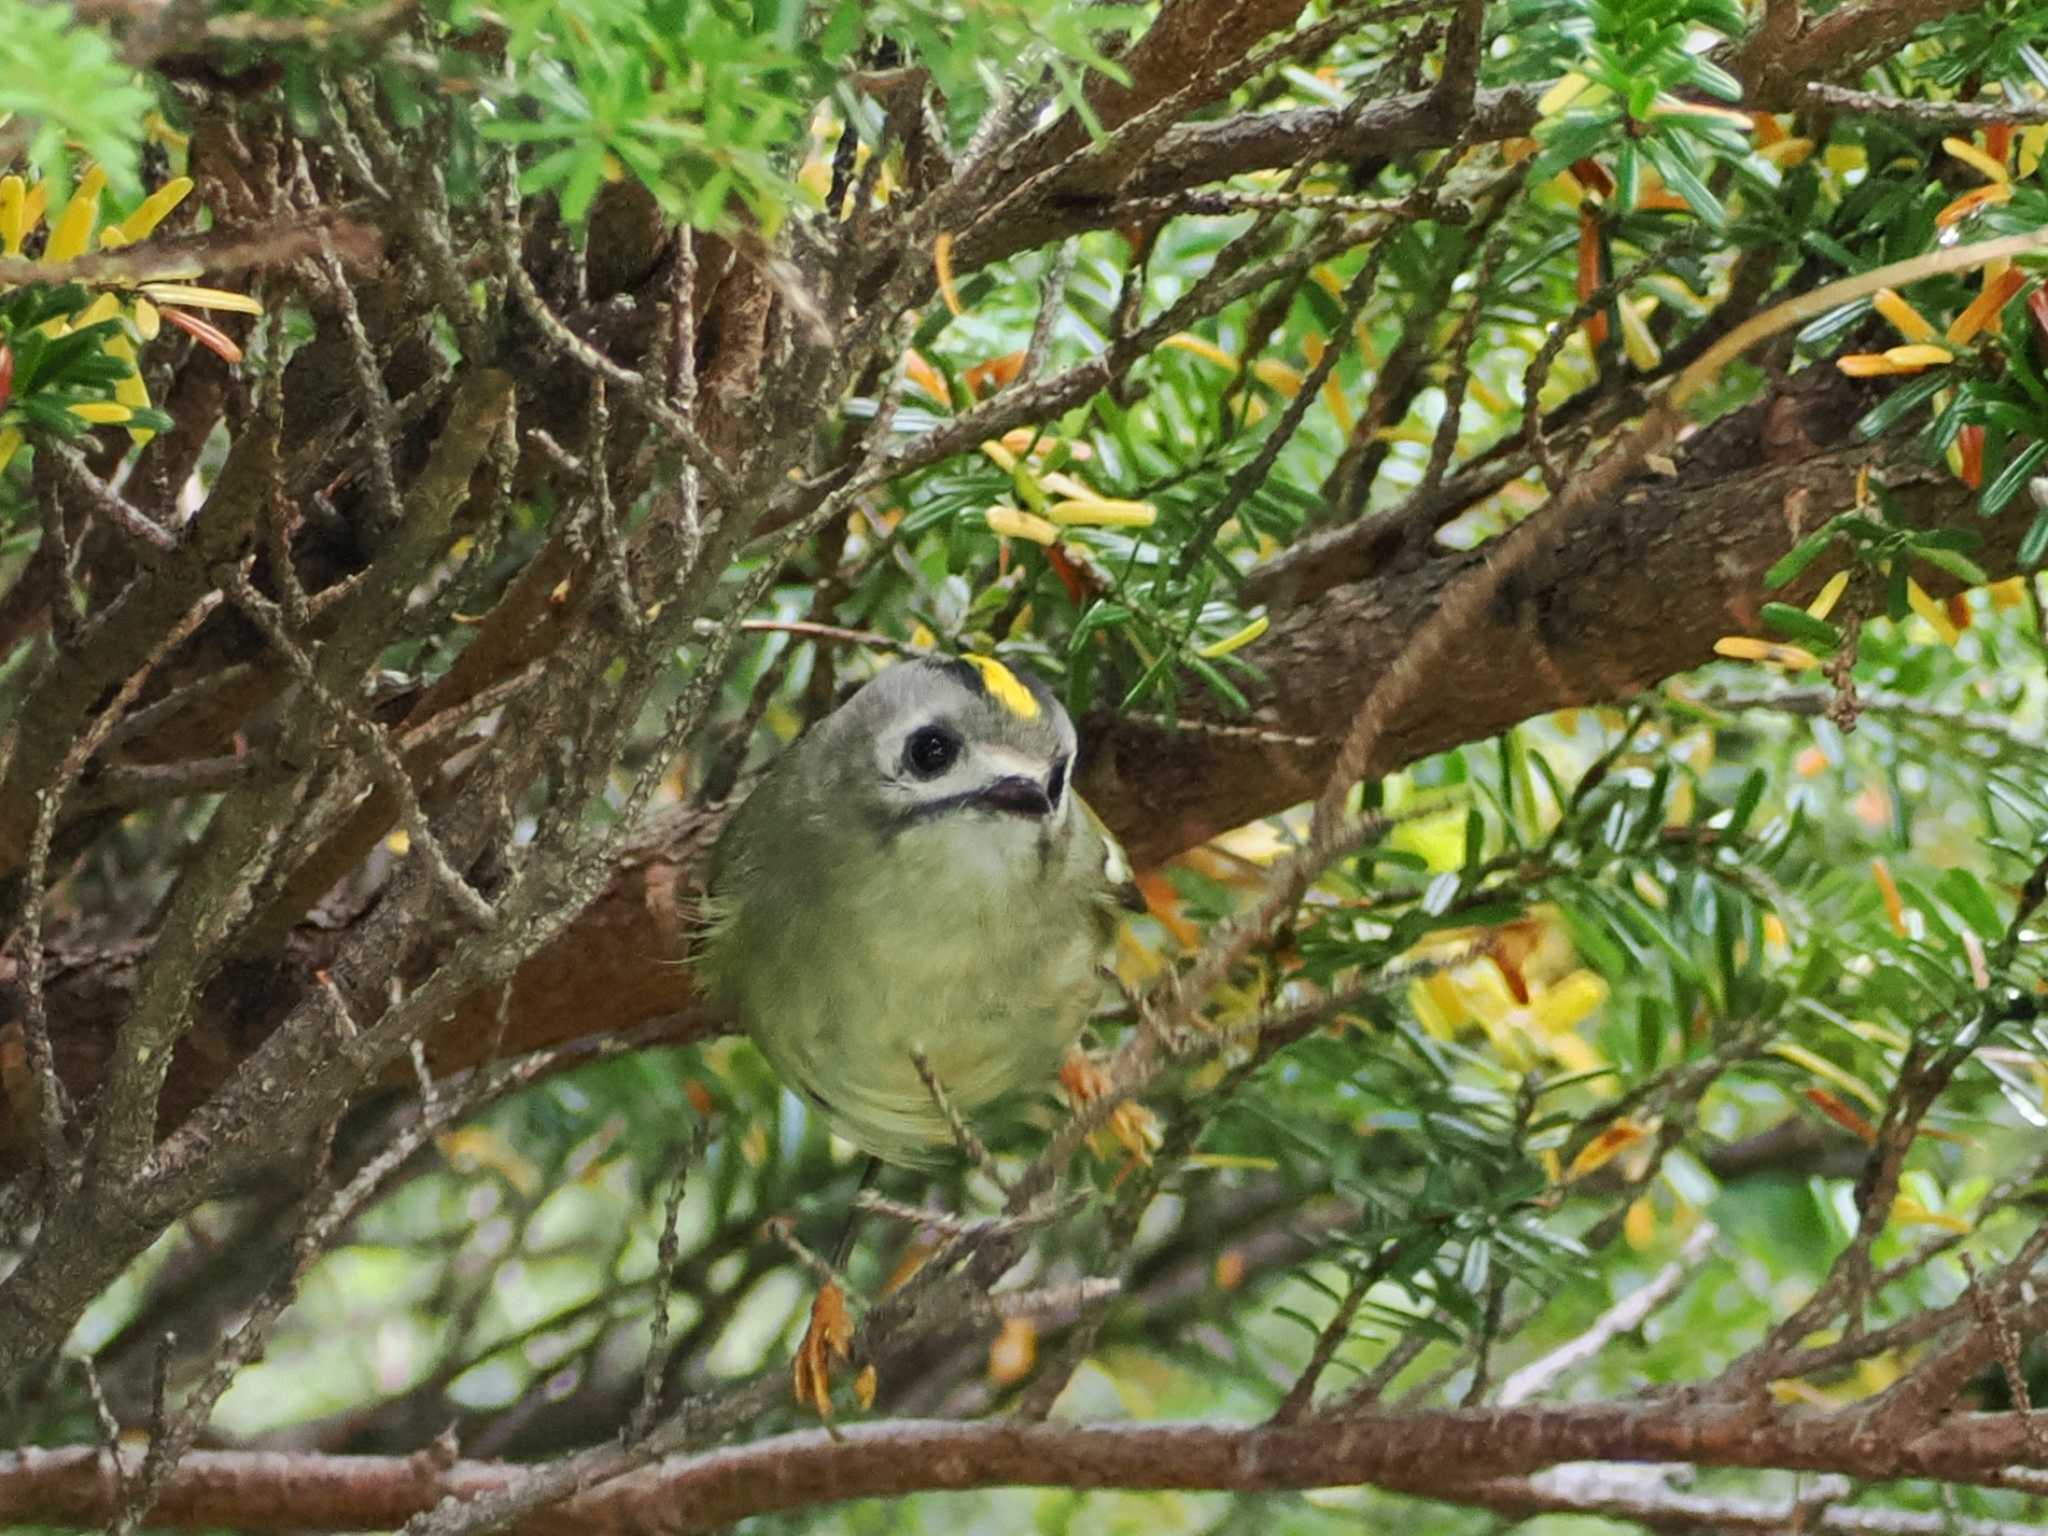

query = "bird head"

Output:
[[830, 654, 1078, 829]]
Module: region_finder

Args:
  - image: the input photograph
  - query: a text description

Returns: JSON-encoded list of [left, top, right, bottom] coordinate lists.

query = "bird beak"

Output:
[[975, 775, 1055, 818]]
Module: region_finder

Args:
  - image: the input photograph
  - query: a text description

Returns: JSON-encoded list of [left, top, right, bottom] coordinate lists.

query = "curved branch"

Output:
[[2, 1405, 2041, 1535]]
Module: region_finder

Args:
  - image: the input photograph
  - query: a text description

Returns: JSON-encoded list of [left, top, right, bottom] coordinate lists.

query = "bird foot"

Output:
[[1059, 1045, 1164, 1172], [792, 1281, 876, 1421], [770, 1217, 877, 1422]]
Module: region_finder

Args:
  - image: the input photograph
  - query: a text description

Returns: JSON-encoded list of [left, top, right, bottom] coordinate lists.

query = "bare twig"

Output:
[[1496, 1221, 1721, 1406], [1019, 242, 1078, 386], [1424, 1464, 2048, 1536], [910, 1047, 1004, 1186], [312, 232, 405, 537], [628, 1122, 712, 1443], [10, 589, 221, 1198], [1961, 1254, 2048, 1462], [506, 264, 740, 510], [1272, 1262, 1380, 1424], [334, 76, 489, 359], [223, 568, 496, 928], [43, 445, 178, 555], [1802, 82, 2048, 127]]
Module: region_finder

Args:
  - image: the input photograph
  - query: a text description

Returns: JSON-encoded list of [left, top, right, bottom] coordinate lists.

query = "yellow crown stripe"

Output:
[[962, 654, 1039, 719]]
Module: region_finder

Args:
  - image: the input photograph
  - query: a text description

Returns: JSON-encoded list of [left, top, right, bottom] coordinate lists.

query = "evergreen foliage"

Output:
[[2, 0, 2048, 1531]]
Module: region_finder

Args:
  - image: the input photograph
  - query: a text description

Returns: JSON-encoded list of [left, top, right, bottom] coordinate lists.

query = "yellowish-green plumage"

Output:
[[701, 656, 1136, 1166]]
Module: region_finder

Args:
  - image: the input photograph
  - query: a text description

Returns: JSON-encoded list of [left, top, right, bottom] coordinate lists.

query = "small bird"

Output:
[[701, 653, 1140, 1166]]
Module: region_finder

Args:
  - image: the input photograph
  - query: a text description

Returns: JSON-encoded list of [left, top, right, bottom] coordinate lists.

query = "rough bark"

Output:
[[3, 1406, 2043, 1535]]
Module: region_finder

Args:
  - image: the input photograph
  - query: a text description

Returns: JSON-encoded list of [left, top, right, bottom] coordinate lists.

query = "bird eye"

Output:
[[904, 725, 961, 779], [1047, 754, 1069, 806]]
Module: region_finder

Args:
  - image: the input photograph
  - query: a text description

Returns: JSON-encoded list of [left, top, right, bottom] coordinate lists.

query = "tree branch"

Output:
[[6, 1405, 2048, 1535], [1496, 1221, 1721, 1405], [1428, 1465, 2048, 1535], [1083, 366, 2008, 864]]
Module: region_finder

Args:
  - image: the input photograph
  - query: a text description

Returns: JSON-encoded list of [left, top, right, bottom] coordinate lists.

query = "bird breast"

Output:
[[739, 807, 1108, 1164]]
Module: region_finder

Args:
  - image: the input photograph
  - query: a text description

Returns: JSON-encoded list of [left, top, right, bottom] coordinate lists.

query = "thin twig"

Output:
[[628, 1121, 710, 1443], [1496, 1221, 1721, 1406], [335, 75, 489, 359], [506, 264, 740, 509], [911, 1047, 1004, 1186], [110, 1039, 613, 1533], [13, 590, 221, 1200], [44, 445, 178, 555], [1805, 82, 2048, 127], [223, 569, 496, 928], [1417, 218, 1516, 499], [312, 233, 405, 537], [1019, 242, 1078, 386], [0, 215, 380, 290], [1273, 1262, 1381, 1425]]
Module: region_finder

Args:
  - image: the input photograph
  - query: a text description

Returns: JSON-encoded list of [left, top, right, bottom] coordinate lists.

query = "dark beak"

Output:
[[976, 775, 1054, 818]]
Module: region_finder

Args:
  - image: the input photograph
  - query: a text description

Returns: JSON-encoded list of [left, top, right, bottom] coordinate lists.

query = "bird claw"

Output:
[[792, 1281, 853, 1418], [1059, 1045, 1164, 1172], [792, 1282, 876, 1421]]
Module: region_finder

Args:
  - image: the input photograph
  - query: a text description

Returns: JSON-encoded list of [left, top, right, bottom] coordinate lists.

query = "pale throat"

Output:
[[882, 796, 1070, 904]]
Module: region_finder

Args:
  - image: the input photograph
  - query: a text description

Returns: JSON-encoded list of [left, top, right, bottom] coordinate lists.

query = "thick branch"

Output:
[[4, 1407, 2044, 1534], [1083, 364, 2002, 865]]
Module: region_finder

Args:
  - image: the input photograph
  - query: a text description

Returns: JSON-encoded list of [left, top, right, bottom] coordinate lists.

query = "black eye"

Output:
[[904, 725, 961, 778], [1047, 754, 1069, 806]]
